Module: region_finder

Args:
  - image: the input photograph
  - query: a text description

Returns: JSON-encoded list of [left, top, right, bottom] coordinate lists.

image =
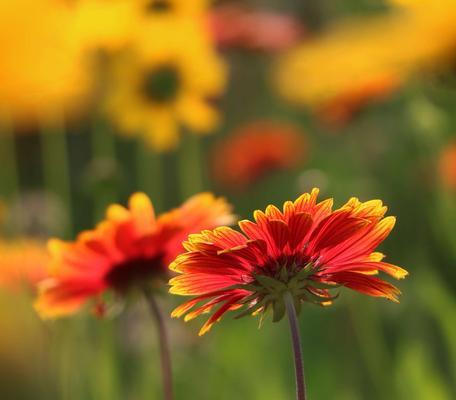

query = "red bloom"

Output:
[[212, 120, 307, 189], [170, 189, 408, 335], [210, 5, 305, 52], [35, 192, 234, 318]]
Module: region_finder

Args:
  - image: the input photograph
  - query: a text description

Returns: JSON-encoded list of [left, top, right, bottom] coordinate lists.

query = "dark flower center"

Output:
[[141, 65, 181, 104], [104, 255, 166, 292], [145, 0, 172, 13]]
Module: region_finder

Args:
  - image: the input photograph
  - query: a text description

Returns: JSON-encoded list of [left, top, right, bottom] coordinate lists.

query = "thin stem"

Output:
[[0, 112, 20, 234], [284, 292, 307, 400], [40, 110, 73, 236], [91, 118, 118, 220], [136, 141, 163, 212], [143, 289, 174, 400], [178, 134, 204, 201]]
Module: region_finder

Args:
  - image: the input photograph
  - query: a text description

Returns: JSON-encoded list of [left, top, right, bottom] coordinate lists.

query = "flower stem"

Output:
[[284, 291, 307, 400], [178, 134, 204, 201], [136, 141, 163, 212], [40, 110, 73, 236], [143, 288, 174, 400]]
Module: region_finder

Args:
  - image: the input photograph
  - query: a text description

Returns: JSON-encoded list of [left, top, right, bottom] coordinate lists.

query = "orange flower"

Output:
[[170, 189, 408, 335], [0, 240, 48, 291], [317, 74, 401, 126], [35, 192, 234, 318], [439, 142, 456, 189], [275, 1, 456, 125], [211, 120, 307, 189]]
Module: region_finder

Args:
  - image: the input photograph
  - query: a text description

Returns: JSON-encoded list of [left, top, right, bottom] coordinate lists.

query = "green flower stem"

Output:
[[143, 288, 174, 400], [284, 291, 307, 400], [0, 112, 20, 231], [91, 118, 118, 220], [40, 110, 73, 236], [136, 141, 163, 212], [178, 134, 204, 201]]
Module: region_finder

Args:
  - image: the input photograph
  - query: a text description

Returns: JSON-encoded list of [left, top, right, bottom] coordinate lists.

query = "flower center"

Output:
[[104, 255, 166, 292], [141, 65, 181, 104], [145, 0, 172, 12]]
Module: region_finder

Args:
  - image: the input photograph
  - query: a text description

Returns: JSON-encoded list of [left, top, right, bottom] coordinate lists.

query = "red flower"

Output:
[[211, 120, 307, 189], [35, 192, 234, 318], [170, 189, 408, 335], [210, 5, 305, 52]]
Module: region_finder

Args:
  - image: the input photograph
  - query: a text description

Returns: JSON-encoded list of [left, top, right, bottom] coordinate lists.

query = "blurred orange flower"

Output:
[[212, 120, 307, 189], [170, 189, 407, 335], [35, 192, 234, 318], [275, 1, 456, 125], [210, 5, 305, 52], [0, 240, 48, 291], [439, 142, 456, 189], [0, 0, 91, 124]]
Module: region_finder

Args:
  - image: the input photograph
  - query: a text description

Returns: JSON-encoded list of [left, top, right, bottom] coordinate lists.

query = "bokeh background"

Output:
[[1, 0, 456, 399]]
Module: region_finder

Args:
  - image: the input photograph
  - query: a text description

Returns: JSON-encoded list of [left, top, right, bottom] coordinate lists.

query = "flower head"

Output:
[[105, 17, 226, 151], [211, 120, 307, 189], [35, 192, 234, 318], [170, 189, 408, 335]]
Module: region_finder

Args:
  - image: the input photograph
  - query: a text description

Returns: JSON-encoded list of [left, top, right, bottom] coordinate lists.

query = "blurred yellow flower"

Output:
[[275, 2, 456, 124], [0, 0, 91, 124], [69, 0, 211, 51], [68, 0, 137, 51], [105, 18, 226, 151]]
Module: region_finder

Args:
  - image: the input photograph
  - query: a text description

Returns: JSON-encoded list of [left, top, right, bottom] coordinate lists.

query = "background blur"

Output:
[[1, 0, 456, 399]]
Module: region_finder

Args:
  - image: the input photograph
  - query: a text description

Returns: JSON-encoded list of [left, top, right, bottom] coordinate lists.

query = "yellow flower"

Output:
[[68, 0, 137, 51], [274, 2, 456, 123], [69, 0, 211, 51], [105, 17, 226, 151], [139, 0, 210, 17], [0, 0, 91, 124]]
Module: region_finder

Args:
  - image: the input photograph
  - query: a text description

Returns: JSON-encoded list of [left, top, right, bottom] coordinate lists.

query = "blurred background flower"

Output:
[[212, 120, 307, 190], [0, 0, 92, 125], [210, 4, 306, 52], [274, 0, 456, 125], [104, 18, 226, 151]]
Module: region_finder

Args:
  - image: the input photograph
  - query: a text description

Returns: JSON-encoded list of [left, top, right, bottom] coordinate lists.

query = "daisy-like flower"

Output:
[[35, 192, 234, 318], [170, 188, 408, 336], [104, 17, 226, 151], [0, 240, 48, 291], [170, 189, 407, 399], [274, 1, 456, 125], [211, 120, 307, 190]]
